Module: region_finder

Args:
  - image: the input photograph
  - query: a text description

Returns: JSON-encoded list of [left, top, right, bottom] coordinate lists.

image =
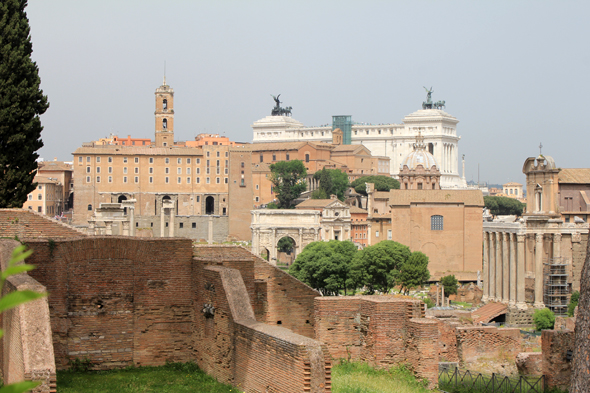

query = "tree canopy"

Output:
[[0, 0, 49, 208], [349, 241, 411, 294], [441, 274, 458, 297], [289, 240, 358, 295], [351, 176, 400, 196], [396, 251, 431, 294], [484, 196, 525, 216], [268, 160, 307, 209], [312, 168, 349, 201]]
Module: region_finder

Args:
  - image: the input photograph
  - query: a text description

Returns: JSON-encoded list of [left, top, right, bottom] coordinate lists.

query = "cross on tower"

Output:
[[539, 143, 543, 155]]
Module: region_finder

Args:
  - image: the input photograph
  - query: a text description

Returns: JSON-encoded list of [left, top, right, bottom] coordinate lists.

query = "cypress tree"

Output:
[[0, 0, 49, 208]]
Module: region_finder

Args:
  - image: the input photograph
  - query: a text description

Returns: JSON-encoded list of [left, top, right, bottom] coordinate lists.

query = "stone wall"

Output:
[[455, 326, 521, 364], [542, 329, 574, 390], [0, 240, 56, 392], [314, 296, 438, 387], [437, 320, 460, 362]]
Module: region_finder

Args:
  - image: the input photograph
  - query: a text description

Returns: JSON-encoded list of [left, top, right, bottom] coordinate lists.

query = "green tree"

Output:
[[533, 308, 555, 331], [484, 196, 525, 216], [312, 168, 350, 201], [277, 237, 295, 253], [349, 241, 411, 294], [396, 251, 430, 294], [289, 240, 358, 295], [268, 160, 307, 209], [441, 274, 458, 297], [0, 0, 49, 208], [351, 176, 400, 196], [568, 290, 580, 317]]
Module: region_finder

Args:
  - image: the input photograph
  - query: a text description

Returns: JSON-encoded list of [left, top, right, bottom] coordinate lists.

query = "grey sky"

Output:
[[27, 1, 590, 186]]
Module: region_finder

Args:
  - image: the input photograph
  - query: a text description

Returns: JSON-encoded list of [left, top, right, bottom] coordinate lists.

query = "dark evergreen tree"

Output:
[[0, 0, 49, 208]]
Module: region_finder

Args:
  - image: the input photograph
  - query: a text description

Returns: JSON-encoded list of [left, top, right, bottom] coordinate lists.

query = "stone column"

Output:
[[482, 232, 489, 302], [516, 234, 527, 309], [271, 228, 276, 264], [160, 206, 166, 237], [495, 232, 502, 302], [313, 228, 319, 242], [509, 233, 516, 307], [129, 206, 135, 236], [105, 220, 113, 236], [169, 203, 175, 238], [489, 232, 496, 301], [252, 228, 259, 255], [208, 215, 213, 244], [88, 221, 95, 236], [122, 221, 130, 236], [441, 286, 445, 306], [534, 233, 545, 308], [436, 283, 440, 306], [553, 233, 562, 260], [502, 233, 509, 303], [298, 228, 303, 255]]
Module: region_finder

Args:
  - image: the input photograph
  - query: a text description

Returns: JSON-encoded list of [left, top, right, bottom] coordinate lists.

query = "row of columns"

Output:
[[483, 231, 562, 309]]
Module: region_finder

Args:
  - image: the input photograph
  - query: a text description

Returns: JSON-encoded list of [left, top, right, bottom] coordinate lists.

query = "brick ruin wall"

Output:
[[542, 329, 574, 390], [23, 238, 329, 392], [436, 320, 460, 363], [455, 326, 521, 364], [314, 296, 438, 388], [0, 240, 56, 392]]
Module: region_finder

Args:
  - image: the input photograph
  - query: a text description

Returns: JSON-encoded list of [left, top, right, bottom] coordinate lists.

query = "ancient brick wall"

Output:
[[516, 352, 543, 375], [25, 237, 194, 369], [456, 326, 521, 364], [437, 320, 460, 362], [0, 208, 87, 239], [314, 296, 436, 386], [0, 240, 56, 392], [542, 329, 574, 390]]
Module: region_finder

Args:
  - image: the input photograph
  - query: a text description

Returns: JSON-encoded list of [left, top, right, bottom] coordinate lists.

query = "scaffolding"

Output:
[[543, 257, 570, 316], [332, 115, 352, 145]]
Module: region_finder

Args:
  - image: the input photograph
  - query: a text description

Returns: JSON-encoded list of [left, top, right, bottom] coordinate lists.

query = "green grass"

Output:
[[57, 362, 237, 393], [332, 361, 431, 393]]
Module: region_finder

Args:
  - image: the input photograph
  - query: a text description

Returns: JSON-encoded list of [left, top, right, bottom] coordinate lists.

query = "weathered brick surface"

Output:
[[455, 326, 521, 364], [437, 320, 460, 362], [542, 329, 574, 390], [515, 352, 543, 375], [0, 240, 56, 393], [314, 296, 436, 386], [0, 208, 87, 239]]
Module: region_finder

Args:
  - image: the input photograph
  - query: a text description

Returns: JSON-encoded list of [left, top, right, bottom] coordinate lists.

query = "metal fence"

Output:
[[439, 367, 545, 393]]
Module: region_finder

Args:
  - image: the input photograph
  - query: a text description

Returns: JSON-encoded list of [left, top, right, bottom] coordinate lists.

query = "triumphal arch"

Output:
[[251, 210, 321, 265]]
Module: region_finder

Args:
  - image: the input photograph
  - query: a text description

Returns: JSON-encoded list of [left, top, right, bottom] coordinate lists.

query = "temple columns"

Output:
[[482, 232, 489, 302], [160, 207, 166, 237], [516, 234, 527, 309], [502, 233, 509, 303], [553, 233, 562, 260], [489, 232, 496, 301], [122, 221, 130, 236], [129, 206, 135, 236], [495, 232, 502, 302], [534, 233, 545, 308], [509, 233, 516, 307], [169, 203, 175, 237]]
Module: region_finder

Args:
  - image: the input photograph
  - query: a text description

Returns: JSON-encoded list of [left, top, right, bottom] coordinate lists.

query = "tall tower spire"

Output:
[[154, 79, 174, 147]]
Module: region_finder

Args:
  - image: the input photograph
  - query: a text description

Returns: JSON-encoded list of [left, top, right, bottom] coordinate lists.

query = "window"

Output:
[[163, 98, 167, 109], [86, 167, 91, 173], [86, 156, 90, 163], [165, 158, 169, 164], [177, 158, 181, 164], [108, 176, 112, 183], [216, 177, 220, 184], [123, 167, 128, 174], [197, 196, 200, 202], [38, 194, 42, 200], [376, 231, 379, 238], [256, 184, 259, 190], [165, 168, 169, 174], [97, 176, 101, 183], [179, 222, 183, 229], [186, 167, 191, 174], [260, 154, 263, 163], [28, 195, 32, 200], [88, 204, 92, 211], [216, 151, 220, 157], [134, 176, 139, 183], [216, 167, 220, 175], [187, 177, 191, 183], [96, 156, 101, 163], [206, 177, 210, 184], [123, 176, 127, 183], [96, 167, 101, 173], [207, 151, 210, 157], [255, 196, 259, 202], [286, 154, 290, 161], [431, 215, 444, 230], [305, 154, 310, 163], [149, 176, 153, 183], [192, 222, 196, 228], [165, 177, 169, 183], [272, 154, 276, 161], [38, 185, 42, 190], [123, 157, 128, 163], [197, 177, 200, 184], [177, 167, 181, 174], [197, 168, 200, 174], [197, 158, 200, 164], [178, 177, 181, 184], [163, 118, 167, 129], [86, 176, 90, 183], [149, 157, 153, 164], [417, 183, 423, 190], [38, 206, 42, 213], [206, 167, 210, 174], [206, 160, 210, 167], [224, 177, 228, 184], [78, 156, 82, 163], [387, 230, 392, 240], [224, 160, 228, 167], [135, 157, 139, 164], [225, 151, 228, 157], [225, 168, 228, 174]]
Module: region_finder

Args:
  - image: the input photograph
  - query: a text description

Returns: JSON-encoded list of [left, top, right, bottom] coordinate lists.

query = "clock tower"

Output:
[[155, 77, 174, 147]]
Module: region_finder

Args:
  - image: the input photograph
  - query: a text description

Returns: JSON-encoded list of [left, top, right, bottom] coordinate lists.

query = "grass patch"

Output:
[[332, 361, 430, 393], [57, 362, 238, 393]]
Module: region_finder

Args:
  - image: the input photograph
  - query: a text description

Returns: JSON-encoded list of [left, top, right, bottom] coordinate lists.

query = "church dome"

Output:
[[400, 133, 438, 170]]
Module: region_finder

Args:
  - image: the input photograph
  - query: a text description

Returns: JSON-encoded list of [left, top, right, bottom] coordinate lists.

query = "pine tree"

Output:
[[0, 0, 49, 208]]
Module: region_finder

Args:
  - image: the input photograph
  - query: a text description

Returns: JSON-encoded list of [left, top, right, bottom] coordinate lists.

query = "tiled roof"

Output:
[[472, 302, 508, 324], [38, 161, 73, 171], [252, 162, 272, 172], [295, 199, 333, 208], [0, 209, 87, 239], [558, 169, 590, 184], [349, 206, 367, 214], [387, 189, 484, 206]]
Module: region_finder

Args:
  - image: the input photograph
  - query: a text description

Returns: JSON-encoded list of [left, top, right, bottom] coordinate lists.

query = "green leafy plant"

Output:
[[568, 290, 580, 317], [423, 297, 435, 309], [441, 275, 459, 297], [351, 175, 400, 196], [0, 244, 47, 392], [533, 308, 556, 331], [68, 357, 93, 373]]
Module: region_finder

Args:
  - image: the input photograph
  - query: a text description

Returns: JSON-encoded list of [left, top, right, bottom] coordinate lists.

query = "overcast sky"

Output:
[[27, 1, 589, 186]]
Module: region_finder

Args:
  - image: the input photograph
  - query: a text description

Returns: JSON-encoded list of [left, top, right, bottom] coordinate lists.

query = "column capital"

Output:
[[502, 232, 509, 241], [553, 233, 562, 242], [516, 233, 525, 243], [484, 231, 489, 240], [535, 233, 543, 243]]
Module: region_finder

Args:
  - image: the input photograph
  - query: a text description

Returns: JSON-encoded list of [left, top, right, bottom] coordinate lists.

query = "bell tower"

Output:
[[155, 77, 174, 147]]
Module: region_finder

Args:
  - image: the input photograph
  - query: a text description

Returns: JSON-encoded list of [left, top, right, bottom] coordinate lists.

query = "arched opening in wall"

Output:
[[205, 196, 215, 215], [428, 143, 434, 155], [277, 236, 296, 265], [163, 98, 167, 110], [162, 195, 171, 216], [163, 118, 168, 129], [260, 248, 270, 261], [118, 195, 127, 214]]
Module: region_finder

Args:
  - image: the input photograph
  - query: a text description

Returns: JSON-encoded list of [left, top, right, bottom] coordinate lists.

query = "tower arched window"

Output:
[[163, 118, 167, 129], [431, 215, 443, 230], [163, 99, 167, 110]]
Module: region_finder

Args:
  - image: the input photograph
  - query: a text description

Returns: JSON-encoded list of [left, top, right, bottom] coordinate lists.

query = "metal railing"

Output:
[[439, 367, 545, 393]]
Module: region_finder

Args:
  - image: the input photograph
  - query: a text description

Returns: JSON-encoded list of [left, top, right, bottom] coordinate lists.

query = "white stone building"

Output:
[[251, 108, 467, 189]]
